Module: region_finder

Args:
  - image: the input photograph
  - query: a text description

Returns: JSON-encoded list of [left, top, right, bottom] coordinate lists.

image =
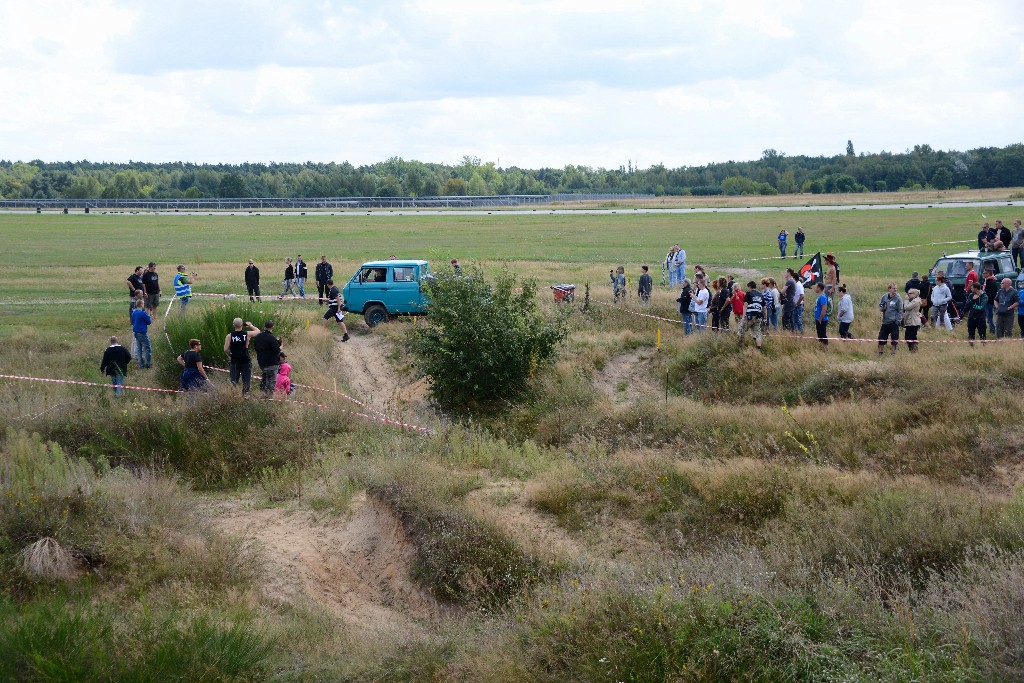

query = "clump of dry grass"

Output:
[[19, 537, 78, 581]]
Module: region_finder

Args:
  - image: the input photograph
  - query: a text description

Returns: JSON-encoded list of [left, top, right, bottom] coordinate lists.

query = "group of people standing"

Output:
[[777, 227, 807, 259], [244, 254, 334, 302], [175, 318, 292, 396], [976, 219, 1024, 268]]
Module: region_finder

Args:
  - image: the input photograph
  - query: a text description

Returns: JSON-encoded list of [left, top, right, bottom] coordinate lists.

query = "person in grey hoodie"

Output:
[[877, 283, 904, 356], [929, 273, 953, 330]]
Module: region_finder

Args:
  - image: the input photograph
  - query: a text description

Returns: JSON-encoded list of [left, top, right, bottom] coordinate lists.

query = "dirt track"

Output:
[[211, 493, 442, 630]]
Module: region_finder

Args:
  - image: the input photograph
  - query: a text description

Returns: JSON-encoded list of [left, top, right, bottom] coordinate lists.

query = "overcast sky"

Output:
[[1, 0, 1022, 169]]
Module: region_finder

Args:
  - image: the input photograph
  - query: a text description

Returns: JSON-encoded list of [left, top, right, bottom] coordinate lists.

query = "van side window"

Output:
[[360, 267, 387, 282], [393, 267, 416, 282]]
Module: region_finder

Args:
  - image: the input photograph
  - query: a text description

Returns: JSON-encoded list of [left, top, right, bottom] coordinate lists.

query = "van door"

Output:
[[347, 266, 389, 312], [389, 265, 423, 313]]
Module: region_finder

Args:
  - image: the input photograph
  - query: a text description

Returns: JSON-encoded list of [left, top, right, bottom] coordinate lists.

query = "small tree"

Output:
[[412, 267, 567, 411]]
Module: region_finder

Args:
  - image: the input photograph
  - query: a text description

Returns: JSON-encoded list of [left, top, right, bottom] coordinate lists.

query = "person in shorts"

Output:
[[322, 280, 350, 341], [141, 262, 160, 314], [737, 281, 765, 350]]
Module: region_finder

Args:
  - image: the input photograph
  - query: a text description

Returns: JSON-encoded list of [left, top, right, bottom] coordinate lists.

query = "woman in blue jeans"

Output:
[[777, 229, 788, 258]]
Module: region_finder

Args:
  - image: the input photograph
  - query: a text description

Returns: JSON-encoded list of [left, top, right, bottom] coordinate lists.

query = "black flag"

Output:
[[799, 252, 822, 286]]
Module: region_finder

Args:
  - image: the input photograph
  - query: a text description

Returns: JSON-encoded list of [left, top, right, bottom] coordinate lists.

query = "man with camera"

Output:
[[173, 264, 196, 314]]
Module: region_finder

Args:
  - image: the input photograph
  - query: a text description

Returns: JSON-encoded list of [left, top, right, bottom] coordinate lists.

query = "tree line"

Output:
[[1, 142, 1022, 200]]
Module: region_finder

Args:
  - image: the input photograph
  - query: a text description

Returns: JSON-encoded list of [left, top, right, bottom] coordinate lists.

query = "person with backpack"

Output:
[[813, 282, 830, 346], [677, 278, 694, 334]]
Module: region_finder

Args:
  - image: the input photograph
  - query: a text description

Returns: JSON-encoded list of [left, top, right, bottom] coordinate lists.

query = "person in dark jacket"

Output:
[[245, 260, 261, 302], [295, 255, 308, 298], [279, 258, 297, 298], [965, 282, 988, 346], [126, 266, 145, 317], [100, 336, 132, 397], [252, 320, 282, 395], [638, 265, 653, 305], [315, 255, 334, 306]]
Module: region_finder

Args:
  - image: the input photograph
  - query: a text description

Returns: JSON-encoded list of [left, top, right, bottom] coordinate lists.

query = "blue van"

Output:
[[342, 260, 431, 326]]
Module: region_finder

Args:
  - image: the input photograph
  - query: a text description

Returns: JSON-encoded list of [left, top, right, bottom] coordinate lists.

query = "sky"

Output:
[[1, 0, 1022, 170]]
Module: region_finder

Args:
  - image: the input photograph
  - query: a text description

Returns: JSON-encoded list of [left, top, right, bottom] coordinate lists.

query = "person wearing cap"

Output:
[[141, 262, 160, 314], [173, 265, 194, 314], [245, 260, 261, 302], [315, 255, 333, 306]]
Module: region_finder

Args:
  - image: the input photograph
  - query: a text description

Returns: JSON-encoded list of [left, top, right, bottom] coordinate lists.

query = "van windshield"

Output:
[[933, 259, 967, 279]]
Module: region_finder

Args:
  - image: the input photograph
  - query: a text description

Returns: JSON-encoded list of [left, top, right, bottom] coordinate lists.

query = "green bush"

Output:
[[155, 300, 297, 388], [411, 266, 567, 411]]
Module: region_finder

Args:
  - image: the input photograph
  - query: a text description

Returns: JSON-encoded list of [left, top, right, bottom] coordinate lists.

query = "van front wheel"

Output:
[[363, 304, 390, 327]]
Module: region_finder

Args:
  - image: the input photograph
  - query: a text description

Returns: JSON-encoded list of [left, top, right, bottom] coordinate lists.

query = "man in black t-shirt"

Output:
[[245, 260, 261, 302], [141, 262, 160, 314], [737, 281, 765, 350], [321, 280, 350, 341], [251, 320, 282, 395], [223, 317, 260, 394]]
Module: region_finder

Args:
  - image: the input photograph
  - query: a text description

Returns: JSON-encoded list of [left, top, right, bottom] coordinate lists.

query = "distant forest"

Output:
[[2, 142, 1022, 200]]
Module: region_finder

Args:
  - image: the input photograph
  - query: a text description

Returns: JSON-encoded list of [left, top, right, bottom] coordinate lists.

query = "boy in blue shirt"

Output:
[[814, 282, 829, 346]]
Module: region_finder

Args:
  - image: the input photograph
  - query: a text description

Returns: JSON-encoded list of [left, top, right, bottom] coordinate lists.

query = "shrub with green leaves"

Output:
[[411, 267, 567, 410]]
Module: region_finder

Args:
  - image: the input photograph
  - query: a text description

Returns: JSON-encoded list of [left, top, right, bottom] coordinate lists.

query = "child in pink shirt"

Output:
[[275, 353, 293, 396]]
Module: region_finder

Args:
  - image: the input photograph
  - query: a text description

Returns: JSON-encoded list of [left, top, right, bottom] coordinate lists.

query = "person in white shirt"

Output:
[[836, 285, 854, 338], [929, 272, 954, 331], [672, 246, 687, 284], [793, 279, 806, 333], [692, 276, 710, 332]]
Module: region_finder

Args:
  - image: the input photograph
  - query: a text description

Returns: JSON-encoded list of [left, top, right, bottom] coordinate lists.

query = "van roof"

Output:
[[360, 260, 429, 268], [939, 251, 1005, 260]]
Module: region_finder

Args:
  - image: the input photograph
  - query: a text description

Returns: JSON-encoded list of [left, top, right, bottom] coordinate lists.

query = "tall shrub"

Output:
[[154, 300, 296, 388], [411, 267, 567, 411]]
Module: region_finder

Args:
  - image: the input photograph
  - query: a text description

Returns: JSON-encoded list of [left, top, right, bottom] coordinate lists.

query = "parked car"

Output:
[[342, 260, 431, 326], [928, 250, 1018, 314]]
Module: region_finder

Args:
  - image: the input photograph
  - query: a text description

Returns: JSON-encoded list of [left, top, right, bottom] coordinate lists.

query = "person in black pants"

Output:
[[251, 320, 282, 395], [965, 282, 988, 347], [224, 317, 259, 394], [245, 260, 261, 301], [877, 283, 903, 356], [315, 255, 333, 306]]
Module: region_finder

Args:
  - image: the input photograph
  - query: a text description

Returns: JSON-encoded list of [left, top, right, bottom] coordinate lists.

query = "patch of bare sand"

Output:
[[466, 481, 582, 562], [331, 330, 432, 422], [210, 492, 443, 631], [593, 347, 661, 404]]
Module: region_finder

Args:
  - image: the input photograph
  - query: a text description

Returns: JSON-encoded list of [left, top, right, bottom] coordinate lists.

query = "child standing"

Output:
[[638, 265, 653, 305], [275, 353, 293, 396]]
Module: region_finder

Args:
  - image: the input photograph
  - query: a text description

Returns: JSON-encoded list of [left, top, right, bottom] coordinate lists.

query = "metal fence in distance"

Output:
[[0, 193, 653, 211]]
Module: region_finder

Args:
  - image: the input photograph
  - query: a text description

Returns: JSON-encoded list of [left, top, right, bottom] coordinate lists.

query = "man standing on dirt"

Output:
[[252, 320, 282, 396], [315, 255, 333, 306], [142, 262, 160, 315], [224, 317, 260, 394], [322, 280, 351, 342]]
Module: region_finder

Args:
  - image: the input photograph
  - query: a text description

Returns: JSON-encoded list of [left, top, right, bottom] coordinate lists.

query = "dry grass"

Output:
[[19, 537, 78, 581]]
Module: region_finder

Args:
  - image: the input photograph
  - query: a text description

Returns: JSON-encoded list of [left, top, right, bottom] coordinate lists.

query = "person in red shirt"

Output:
[[730, 284, 746, 326], [965, 261, 978, 293]]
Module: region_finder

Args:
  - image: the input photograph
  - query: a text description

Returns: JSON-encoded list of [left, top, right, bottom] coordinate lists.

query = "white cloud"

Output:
[[0, 0, 1021, 166]]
